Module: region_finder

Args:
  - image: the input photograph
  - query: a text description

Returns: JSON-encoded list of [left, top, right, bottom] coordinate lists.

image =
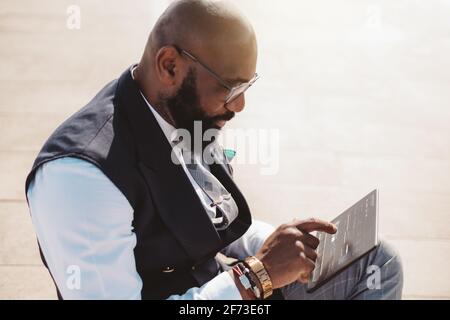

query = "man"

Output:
[[25, 0, 403, 299]]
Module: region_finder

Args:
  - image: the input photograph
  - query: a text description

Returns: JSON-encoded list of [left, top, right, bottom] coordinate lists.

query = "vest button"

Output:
[[191, 266, 196, 270], [162, 266, 175, 273]]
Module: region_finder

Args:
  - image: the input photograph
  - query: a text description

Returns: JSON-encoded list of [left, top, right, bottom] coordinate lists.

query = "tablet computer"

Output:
[[307, 189, 379, 293]]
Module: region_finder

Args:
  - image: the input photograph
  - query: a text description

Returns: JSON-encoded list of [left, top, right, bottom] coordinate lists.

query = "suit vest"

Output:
[[24, 67, 253, 299]]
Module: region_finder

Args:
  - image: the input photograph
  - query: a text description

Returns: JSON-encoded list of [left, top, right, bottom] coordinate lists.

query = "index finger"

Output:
[[293, 218, 337, 234]]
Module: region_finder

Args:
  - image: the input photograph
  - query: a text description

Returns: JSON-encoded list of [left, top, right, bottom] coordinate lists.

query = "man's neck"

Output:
[[132, 66, 178, 128]]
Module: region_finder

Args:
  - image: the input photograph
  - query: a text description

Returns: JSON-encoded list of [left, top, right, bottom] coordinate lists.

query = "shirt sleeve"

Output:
[[27, 157, 143, 299], [27, 156, 243, 300], [166, 271, 242, 300], [222, 220, 276, 260]]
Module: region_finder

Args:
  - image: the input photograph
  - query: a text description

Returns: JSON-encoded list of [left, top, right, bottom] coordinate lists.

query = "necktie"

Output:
[[183, 149, 239, 230]]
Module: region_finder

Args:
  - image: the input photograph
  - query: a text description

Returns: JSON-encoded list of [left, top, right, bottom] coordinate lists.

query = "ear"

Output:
[[155, 46, 183, 86]]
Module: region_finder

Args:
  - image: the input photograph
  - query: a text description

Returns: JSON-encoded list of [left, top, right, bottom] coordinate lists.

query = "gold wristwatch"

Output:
[[244, 256, 273, 299]]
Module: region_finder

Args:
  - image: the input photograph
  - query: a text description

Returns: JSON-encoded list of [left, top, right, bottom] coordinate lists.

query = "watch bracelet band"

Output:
[[242, 256, 273, 299]]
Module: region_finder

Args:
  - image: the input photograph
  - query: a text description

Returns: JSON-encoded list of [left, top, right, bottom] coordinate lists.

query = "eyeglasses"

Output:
[[174, 46, 259, 104]]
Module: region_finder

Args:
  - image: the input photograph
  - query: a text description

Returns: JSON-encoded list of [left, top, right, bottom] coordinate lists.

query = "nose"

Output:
[[225, 93, 245, 113]]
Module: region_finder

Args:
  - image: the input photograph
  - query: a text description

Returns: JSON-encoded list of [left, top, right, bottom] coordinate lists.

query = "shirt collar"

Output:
[[130, 66, 179, 146]]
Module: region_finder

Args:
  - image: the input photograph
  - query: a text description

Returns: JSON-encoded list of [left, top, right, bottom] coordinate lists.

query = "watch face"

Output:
[[239, 274, 251, 290]]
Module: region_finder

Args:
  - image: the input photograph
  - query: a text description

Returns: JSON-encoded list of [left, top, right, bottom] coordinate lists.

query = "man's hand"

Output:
[[255, 218, 337, 289]]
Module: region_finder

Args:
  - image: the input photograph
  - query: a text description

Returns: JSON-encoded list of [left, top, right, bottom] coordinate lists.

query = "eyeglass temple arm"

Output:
[[174, 45, 259, 90]]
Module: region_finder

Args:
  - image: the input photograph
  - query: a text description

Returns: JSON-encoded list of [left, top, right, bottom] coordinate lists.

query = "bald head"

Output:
[[156, 1, 254, 54], [134, 0, 258, 133], [141, 0, 257, 79]]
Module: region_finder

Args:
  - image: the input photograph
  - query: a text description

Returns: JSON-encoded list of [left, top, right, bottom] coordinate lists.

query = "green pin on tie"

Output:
[[223, 149, 236, 162]]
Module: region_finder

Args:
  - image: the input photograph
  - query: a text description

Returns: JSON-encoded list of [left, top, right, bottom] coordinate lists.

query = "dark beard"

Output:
[[164, 67, 235, 149]]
